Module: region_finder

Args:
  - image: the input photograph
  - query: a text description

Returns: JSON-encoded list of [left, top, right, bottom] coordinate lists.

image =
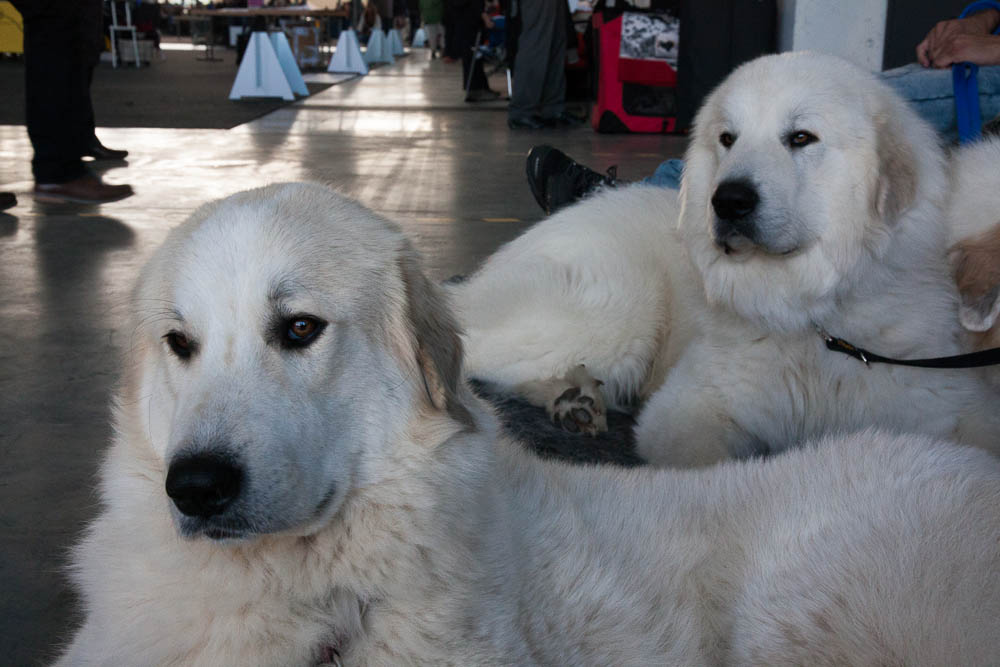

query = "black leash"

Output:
[[816, 327, 1000, 369]]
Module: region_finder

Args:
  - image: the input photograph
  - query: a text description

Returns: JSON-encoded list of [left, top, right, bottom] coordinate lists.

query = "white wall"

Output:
[[776, 0, 889, 71]]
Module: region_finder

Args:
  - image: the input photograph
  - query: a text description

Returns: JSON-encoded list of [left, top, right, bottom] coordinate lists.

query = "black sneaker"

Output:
[[525, 145, 617, 214]]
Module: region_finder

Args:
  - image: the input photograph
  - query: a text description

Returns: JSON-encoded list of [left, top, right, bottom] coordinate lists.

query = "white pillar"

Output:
[[777, 0, 888, 71]]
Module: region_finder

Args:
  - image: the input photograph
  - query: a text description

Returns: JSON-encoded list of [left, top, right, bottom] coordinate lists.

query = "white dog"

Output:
[[452, 52, 1000, 466], [59, 184, 1000, 665]]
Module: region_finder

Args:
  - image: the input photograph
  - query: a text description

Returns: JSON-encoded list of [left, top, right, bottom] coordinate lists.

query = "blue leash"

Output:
[[953, 0, 1000, 143]]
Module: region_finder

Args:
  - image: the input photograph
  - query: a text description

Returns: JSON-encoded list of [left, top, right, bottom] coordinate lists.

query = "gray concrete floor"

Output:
[[0, 51, 686, 665]]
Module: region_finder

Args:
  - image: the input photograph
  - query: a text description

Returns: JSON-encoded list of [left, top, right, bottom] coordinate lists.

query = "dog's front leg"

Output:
[[632, 353, 770, 467]]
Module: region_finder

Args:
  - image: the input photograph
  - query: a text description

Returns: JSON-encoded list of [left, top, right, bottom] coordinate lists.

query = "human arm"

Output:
[[916, 9, 1000, 68]]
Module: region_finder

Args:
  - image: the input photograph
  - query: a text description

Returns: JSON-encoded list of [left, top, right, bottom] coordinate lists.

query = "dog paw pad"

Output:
[[550, 371, 607, 436]]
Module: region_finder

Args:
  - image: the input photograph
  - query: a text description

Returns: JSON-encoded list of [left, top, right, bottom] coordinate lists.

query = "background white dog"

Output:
[[452, 52, 1000, 466], [60, 184, 1000, 665], [948, 136, 1000, 345]]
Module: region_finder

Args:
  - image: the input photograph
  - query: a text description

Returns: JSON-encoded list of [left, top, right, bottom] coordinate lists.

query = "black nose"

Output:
[[165, 454, 242, 518], [711, 181, 759, 221]]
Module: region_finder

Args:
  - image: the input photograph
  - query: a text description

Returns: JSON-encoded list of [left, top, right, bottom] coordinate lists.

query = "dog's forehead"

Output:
[[713, 53, 872, 134], [147, 185, 405, 315]]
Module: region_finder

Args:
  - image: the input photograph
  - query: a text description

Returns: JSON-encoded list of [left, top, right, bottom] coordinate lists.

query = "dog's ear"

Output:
[[871, 113, 919, 223], [951, 223, 1000, 332], [397, 250, 474, 427]]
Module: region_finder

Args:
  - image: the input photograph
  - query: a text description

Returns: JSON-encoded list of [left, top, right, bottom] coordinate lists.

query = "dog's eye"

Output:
[[164, 331, 194, 360], [788, 131, 818, 148], [719, 132, 736, 148], [282, 315, 326, 348]]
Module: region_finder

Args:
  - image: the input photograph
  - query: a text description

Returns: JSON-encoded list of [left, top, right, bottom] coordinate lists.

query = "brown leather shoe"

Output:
[[34, 175, 134, 204]]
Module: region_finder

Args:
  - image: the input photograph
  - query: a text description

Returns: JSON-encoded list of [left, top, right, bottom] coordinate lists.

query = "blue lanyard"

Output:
[[953, 0, 1000, 143]]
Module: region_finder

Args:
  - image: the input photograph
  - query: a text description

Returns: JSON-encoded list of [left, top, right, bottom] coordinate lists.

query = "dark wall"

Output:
[[676, 0, 777, 130], [882, 0, 971, 69]]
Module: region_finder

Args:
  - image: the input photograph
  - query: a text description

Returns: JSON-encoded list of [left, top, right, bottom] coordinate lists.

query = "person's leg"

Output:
[[443, 9, 459, 59], [976, 65, 1000, 127], [22, 6, 132, 202], [536, 0, 566, 120], [641, 159, 684, 189], [879, 63, 1000, 139], [425, 23, 442, 55], [22, 8, 87, 184], [76, 0, 103, 157], [76, 0, 126, 159], [408, 11, 420, 42], [508, 0, 553, 123]]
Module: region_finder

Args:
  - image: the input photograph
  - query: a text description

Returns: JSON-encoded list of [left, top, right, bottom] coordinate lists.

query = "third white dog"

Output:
[[451, 52, 1000, 466]]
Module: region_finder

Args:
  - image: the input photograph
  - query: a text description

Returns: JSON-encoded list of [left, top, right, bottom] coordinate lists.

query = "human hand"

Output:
[[917, 11, 1000, 68]]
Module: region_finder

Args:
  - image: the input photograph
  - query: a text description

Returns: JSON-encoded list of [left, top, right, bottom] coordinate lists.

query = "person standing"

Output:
[[11, 0, 133, 204], [420, 0, 444, 57]]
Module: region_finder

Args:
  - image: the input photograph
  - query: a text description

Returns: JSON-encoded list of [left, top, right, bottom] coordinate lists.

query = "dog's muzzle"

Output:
[[712, 180, 759, 253]]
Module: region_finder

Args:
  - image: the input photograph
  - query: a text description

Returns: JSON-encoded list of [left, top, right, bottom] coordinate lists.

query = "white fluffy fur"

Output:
[[59, 183, 1000, 665], [452, 52, 1000, 466], [946, 135, 1000, 334], [948, 136, 1000, 244]]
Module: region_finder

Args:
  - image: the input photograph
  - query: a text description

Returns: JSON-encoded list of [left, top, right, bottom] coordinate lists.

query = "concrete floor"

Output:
[[0, 51, 685, 664]]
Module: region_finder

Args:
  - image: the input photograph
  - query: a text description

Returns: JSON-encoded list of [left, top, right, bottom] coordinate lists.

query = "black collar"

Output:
[[817, 326, 1000, 369]]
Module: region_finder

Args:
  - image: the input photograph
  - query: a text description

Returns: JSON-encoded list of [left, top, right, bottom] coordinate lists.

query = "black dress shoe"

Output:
[[465, 88, 501, 103], [85, 141, 129, 161], [508, 116, 546, 130], [540, 111, 587, 127], [0, 192, 16, 211]]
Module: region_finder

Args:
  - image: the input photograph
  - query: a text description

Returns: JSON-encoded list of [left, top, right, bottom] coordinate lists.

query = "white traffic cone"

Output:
[[412, 27, 427, 48], [327, 28, 368, 74], [229, 32, 294, 100], [388, 28, 405, 56], [364, 28, 393, 65], [268, 31, 308, 96]]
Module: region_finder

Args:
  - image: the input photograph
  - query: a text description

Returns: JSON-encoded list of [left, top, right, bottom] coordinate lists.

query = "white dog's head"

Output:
[[679, 52, 944, 332], [122, 184, 470, 541]]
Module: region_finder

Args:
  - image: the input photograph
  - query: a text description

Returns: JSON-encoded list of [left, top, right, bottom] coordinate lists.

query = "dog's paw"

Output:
[[549, 365, 608, 436]]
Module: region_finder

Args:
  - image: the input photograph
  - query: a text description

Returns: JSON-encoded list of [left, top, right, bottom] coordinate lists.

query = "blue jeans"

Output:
[[642, 158, 685, 189], [880, 63, 1000, 139], [646, 64, 1000, 189]]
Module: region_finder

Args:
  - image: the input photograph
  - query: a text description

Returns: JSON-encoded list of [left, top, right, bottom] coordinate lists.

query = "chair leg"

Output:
[[125, 3, 140, 68], [109, 1, 118, 68], [130, 28, 140, 68]]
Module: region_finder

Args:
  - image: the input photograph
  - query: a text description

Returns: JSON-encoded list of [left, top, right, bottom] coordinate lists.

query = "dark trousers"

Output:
[[18, 0, 102, 183], [454, 7, 487, 92], [508, 0, 566, 121], [443, 10, 459, 59]]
